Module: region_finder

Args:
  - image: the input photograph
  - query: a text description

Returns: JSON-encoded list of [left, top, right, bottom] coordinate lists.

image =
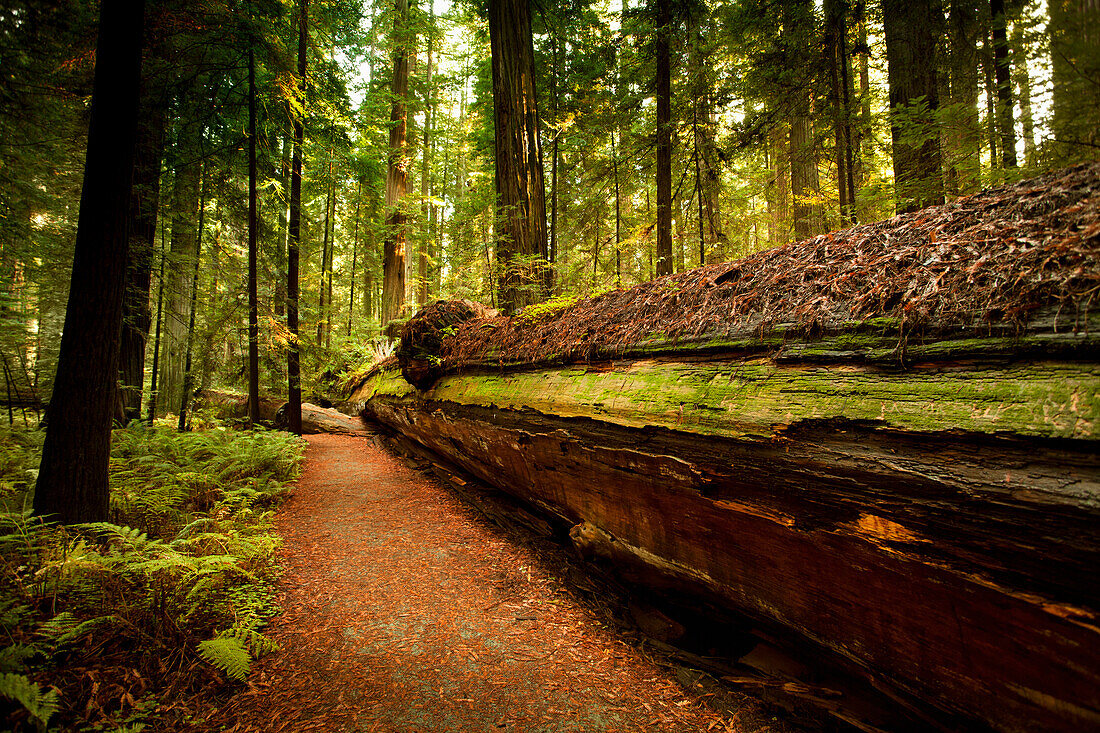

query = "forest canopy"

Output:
[[1, 0, 1097, 441]]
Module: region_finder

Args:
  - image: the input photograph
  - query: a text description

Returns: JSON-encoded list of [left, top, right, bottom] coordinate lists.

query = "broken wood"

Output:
[[276, 402, 367, 435], [351, 165, 1100, 733]]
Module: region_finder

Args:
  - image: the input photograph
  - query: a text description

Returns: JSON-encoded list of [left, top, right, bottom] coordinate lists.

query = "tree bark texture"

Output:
[[654, 0, 673, 277], [35, 0, 145, 524], [489, 0, 549, 314], [989, 0, 1017, 168], [382, 0, 412, 325], [882, 0, 946, 212], [785, 0, 823, 238], [247, 36, 260, 427], [354, 312, 1100, 733], [419, 5, 434, 307], [945, 0, 982, 194]]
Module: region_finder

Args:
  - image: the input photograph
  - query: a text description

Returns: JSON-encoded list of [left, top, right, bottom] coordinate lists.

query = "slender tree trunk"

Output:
[[612, 130, 622, 288], [178, 164, 206, 432], [382, 0, 411, 324], [147, 227, 165, 425], [247, 30, 260, 428], [317, 156, 333, 345], [982, 30, 1000, 178], [946, 0, 982, 195], [347, 178, 361, 336], [882, 0, 946, 213], [419, 4, 434, 307], [1010, 21, 1035, 167], [654, 0, 673, 277], [990, 0, 1016, 168], [286, 0, 307, 435], [119, 92, 165, 421], [275, 131, 291, 317], [35, 0, 145, 524], [786, 0, 823, 237], [489, 0, 549, 313], [161, 123, 202, 413], [549, 31, 560, 282]]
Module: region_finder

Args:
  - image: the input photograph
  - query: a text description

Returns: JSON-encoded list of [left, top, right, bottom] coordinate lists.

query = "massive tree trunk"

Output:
[[118, 88, 165, 421], [35, 0, 145, 524], [882, 0, 946, 213], [381, 0, 412, 325], [286, 0, 308, 435], [654, 0, 673, 277], [352, 164, 1100, 733], [488, 0, 548, 314]]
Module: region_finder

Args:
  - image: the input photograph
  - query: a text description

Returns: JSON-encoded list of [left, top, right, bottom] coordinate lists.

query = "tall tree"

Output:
[[247, 11, 260, 428], [882, 0, 945, 212], [785, 0, 823, 237], [381, 0, 412, 324], [989, 0, 1016, 168], [489, 0, 550, 313], [34, 0, 145, 523], [654, 0, 673, 277], [419, 3, 435, 307], [286, 0, 308, 436]]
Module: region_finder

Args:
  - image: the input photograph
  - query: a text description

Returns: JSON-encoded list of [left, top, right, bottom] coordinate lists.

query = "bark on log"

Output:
[[351, 166, 1100, 733], [276, 402, 367, 435]]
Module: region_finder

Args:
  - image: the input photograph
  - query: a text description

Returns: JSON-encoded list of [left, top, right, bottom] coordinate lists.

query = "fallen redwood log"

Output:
[[275, 402, 368, 435], [350, 164, 1100, 732]]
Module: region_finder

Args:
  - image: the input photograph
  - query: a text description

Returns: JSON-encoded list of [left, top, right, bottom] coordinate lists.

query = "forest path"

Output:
[[207, 433, 774, 732]]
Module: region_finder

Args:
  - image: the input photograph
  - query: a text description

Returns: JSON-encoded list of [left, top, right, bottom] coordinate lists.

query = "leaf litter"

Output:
[[192, 434, 791, 732]]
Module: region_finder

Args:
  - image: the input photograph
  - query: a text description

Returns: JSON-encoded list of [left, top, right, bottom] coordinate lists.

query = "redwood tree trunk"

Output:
[[382, 0, 412, 325], [654, 0, 673, 277], [119, 91, 165, 421], [489, 0, 549, 314], [286, 0, 307, 435], [35, 0, 145, 523], [882, 0, 945, 212], [247, 34, 260, 427]]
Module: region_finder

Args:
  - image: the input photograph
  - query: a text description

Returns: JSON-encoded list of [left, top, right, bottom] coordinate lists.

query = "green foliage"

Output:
[[0, 424, 304, 731]]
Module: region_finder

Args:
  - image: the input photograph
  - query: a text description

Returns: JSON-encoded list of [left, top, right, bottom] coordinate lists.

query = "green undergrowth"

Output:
[[0, 424, 304, 731]]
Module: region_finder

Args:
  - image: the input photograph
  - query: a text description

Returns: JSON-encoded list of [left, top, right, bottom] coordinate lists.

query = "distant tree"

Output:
[[882, 0, 945, 212], [35, 0, 145, 523], [654, 0, 673, 276]]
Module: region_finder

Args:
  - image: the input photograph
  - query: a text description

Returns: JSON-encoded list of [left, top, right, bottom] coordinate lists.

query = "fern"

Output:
[[0, 644, 39, 673], [0, 672, 60, 726], [197, 636, 251, 681]]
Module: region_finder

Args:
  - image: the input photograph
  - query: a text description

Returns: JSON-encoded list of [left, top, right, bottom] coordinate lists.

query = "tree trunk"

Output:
[[382, 0, 412, 325], [419, 4, 434, 307], [247, 33, 260, 428], [286, 0, 307, 436], [317, 155, 334, 345], [785, 0, 823, 238], [945, 0, 982, 195], [654, 0, 673, 277], [177, 164, 206, 432], [160, 122, 202, 414], [35, 0, 145, 524], [489, 0, 549, 314], [882, 0, 945, 213], [119, 90, 165, 421], [989, 0, 1016, 169], [146, 227, 165, 424], [275, 130, 291, 318], [348, 178, 362, 336], [1010, 20, 1036, 167]]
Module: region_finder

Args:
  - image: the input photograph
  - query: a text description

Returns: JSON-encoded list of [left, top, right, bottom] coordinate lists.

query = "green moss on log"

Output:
[[356, 359, 1100, 440]]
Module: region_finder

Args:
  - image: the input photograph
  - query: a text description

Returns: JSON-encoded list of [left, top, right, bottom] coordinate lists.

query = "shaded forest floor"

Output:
[[195, 433, 791, 732]]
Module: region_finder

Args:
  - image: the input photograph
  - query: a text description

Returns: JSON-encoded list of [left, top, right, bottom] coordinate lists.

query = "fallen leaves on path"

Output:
[[195, 434, 786, 732]]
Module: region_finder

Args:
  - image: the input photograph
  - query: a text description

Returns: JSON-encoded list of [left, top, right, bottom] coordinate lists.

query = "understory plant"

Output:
[[0, 424, 304, 731]]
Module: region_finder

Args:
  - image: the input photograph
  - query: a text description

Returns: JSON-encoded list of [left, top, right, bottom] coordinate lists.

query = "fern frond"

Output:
[[197, 637, 251, 681], [219, 626, 279, 657], [0, 644, 39, 673], [0, 672, 60, 725]]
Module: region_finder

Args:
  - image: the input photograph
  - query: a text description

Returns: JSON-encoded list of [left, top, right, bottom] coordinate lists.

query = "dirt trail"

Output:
[[211, 433, 780, 732]]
